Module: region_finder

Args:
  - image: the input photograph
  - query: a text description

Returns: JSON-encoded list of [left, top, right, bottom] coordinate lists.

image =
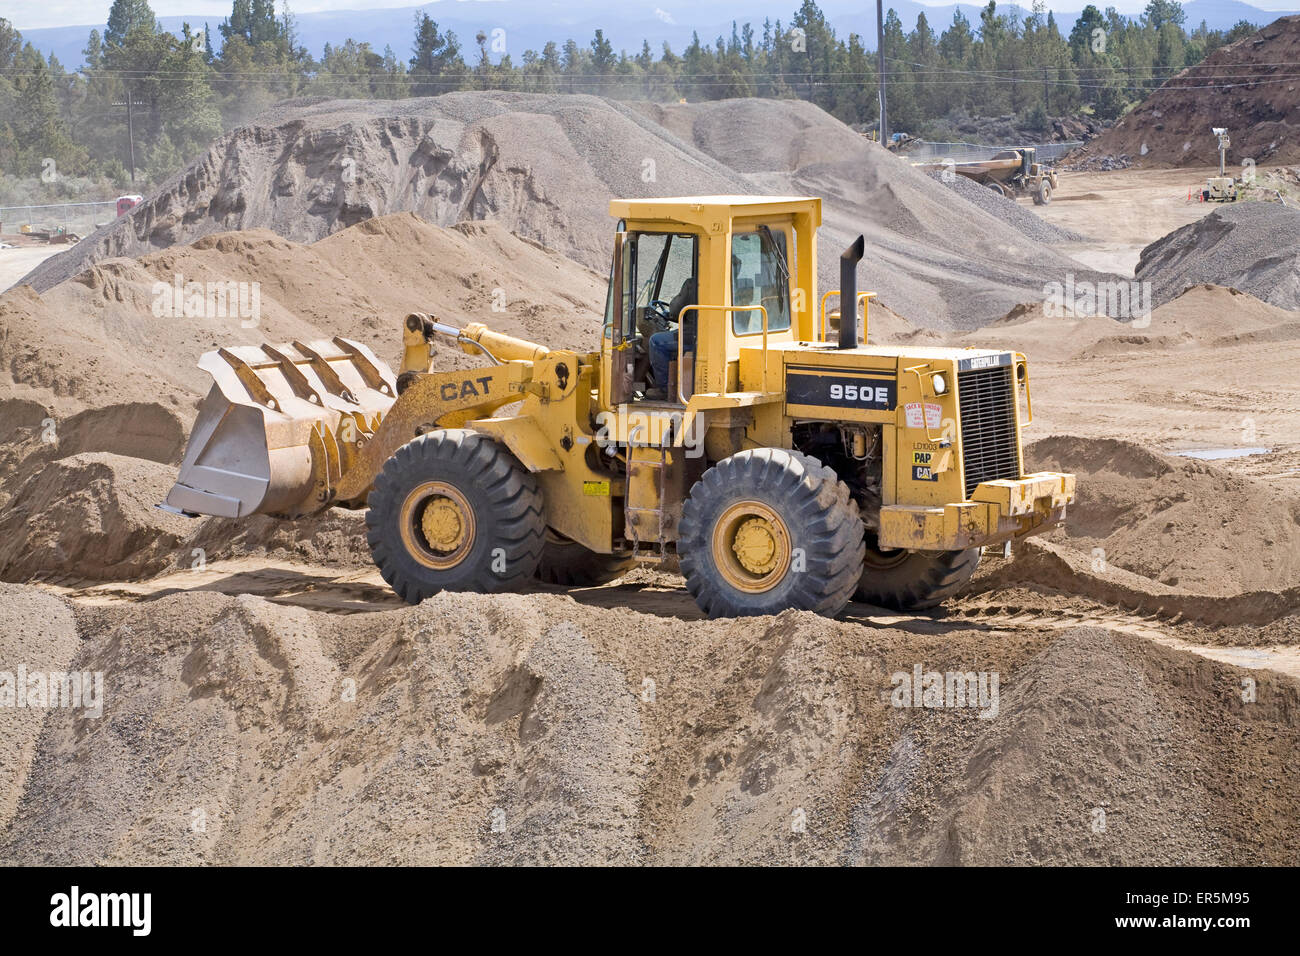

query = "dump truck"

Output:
[[919, 147, 1058, 204], [162, 196, 1075, 619]]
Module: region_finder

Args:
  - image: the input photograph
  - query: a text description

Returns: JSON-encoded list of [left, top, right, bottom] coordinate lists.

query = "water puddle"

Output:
[[1175, 446, 1271, 460]]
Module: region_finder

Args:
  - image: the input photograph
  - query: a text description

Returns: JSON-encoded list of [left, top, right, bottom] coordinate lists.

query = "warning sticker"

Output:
[[904, 402, 942, 429], [583, 480, 611, 496]]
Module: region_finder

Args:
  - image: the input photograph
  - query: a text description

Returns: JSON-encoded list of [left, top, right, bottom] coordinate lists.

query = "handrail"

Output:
[[676, 304, 768, 405], [818, 290, 875, 343]]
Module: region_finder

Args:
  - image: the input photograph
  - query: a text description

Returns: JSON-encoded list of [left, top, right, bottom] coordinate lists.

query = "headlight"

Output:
[[931, 373, 948, 395]]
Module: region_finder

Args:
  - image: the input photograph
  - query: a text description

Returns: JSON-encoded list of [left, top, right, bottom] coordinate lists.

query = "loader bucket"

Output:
[[163, 338, 397, 519]]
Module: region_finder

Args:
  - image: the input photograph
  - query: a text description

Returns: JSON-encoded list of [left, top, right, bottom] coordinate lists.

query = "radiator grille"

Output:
[[957, 365, 1020, 498]]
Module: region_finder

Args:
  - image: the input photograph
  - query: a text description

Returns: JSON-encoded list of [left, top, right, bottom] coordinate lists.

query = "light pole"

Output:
[[111, 94, 146, 184], [876, 0, 888, 143]]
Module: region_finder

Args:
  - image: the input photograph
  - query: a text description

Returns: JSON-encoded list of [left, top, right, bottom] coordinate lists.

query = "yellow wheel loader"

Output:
[[162, 196, 1075, 618]]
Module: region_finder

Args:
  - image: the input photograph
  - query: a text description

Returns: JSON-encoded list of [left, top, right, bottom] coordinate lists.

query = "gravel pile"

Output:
[[1136, 202, 1300, 310], [21, 92, 1121, 330], [927, 171, 1085, 243]]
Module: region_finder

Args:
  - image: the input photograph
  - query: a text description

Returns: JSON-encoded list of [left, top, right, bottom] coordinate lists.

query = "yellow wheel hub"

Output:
[[712, 501, 792, 593], [421, 497, 466, 552], [732, 517, 779, 575], [399, 481, 476, 570]]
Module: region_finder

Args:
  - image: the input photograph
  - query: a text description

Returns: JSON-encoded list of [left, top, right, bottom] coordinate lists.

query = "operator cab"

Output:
[[602, 198, 804, 409]]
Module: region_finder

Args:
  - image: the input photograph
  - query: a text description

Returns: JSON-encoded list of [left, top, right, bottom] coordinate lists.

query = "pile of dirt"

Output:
[[20, 93, 1118, 331], [20, 93, 755, 294], [634, 97, 1118, 329], [927, 170, 1085, 243], [1135, 203, 1300, 310], [0, 453, 194, 581], [0, 214, 605, 417], [1027, 435, 1300, 595], [1076, 16, 1300, 168], [2, 588, 1295, 864], [0, 586, 80, 835]]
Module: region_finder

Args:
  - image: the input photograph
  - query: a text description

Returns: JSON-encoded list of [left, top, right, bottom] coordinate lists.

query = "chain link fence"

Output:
[[903, 141, 1082, 164], [0, 201, 118, 237]]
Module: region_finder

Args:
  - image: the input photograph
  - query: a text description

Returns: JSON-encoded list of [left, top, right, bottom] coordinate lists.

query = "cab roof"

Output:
[[608, 195, 821, 229]]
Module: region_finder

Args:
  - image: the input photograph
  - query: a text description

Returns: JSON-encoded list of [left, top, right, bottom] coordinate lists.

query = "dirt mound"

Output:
[[1075, 16, 1300, 168], [866, 626, 1299, 864], [19, 93, 1118, 331], [0, 586, 80, 835], [928, 170, 1085, 243], [633, 98, 871, 174], [0, 214, 604, 415], [645, 97, 1118, 329], [1136, 203, 1300, 310], [188, 511, 371, 572], [0, 453, 194, 582], [1027, 436, 1300, 595], [2, 589, 1295, 864], [20, 93, 752, 294]]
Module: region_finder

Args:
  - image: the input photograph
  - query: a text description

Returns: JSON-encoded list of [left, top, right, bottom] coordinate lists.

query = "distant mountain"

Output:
[[18, 0, 1296, 71]]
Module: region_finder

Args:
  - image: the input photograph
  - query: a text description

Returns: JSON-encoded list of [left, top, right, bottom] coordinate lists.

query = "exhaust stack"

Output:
[[839, 234, 865, 349]]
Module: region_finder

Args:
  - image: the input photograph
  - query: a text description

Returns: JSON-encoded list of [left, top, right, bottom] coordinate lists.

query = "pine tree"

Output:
[[105, 0, 157, 48]]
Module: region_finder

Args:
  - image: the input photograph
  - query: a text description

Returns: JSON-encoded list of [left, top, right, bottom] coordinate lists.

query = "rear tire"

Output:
[[854, 537, 980, 611], [678, 448, 865, 618], [366, 429, 544, 604], [535, 530, 633, 587]]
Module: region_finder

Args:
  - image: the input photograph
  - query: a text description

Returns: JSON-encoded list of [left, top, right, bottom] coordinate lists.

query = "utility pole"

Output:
[[876, 0, 888, 143], [111, 94, 145, 184], [1043, 66, 1050, 113]]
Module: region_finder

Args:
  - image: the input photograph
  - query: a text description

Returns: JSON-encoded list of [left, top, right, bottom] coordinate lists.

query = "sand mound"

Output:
[[3, 590, 1295, 864], [1137, 204, 1300, 310], [0, 453, 194, 582], [867, 626, 1298, 864], [929, 170, 1085, 244], [188, 511, 371, 572], [0, 214, 604, 415], [20, 93, 752, 294], [1027, 436, 1300, 595], [1076, 16, 1300, 168], [0, 586, 80, 835], [19, 93, 1118, 330]]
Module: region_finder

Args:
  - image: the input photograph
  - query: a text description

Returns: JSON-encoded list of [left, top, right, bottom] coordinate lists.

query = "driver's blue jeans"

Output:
[[650, 330, 691, 390]]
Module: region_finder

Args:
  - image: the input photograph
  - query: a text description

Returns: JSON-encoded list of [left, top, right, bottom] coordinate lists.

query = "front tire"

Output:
[[366, 429, 545, 604], [854, 537, 980, 611], [678, 449, 865, 618]]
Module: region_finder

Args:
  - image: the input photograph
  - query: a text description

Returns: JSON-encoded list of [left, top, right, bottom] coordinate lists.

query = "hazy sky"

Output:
[[8, 0, 1298, 31]]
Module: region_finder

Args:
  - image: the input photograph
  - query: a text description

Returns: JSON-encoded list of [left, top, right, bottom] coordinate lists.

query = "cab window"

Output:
[[730, 228, 792, 335]]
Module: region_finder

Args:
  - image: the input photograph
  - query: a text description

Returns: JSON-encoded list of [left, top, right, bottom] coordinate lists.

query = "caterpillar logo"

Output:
[[912, 465, 939, 482], [440, 376, 494, 401]]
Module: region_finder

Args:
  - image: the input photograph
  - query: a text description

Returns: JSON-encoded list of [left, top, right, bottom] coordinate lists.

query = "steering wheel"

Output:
[[647, 299, 673, 325]]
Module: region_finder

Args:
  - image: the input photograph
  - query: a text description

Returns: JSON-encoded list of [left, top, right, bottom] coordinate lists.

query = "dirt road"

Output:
[[1036, 166, 1225, 274]]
